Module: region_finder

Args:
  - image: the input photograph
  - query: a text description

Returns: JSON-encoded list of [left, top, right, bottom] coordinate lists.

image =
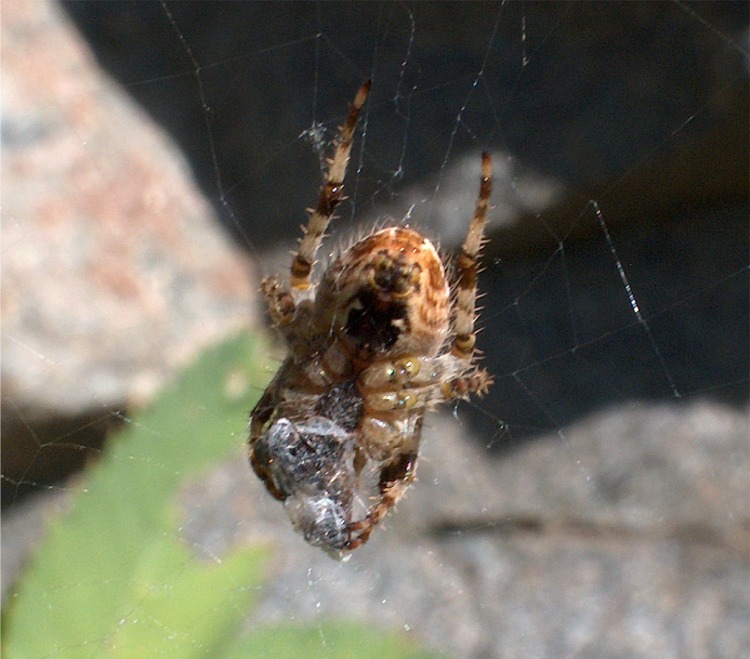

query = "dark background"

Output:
[[60, 1, 749, 443]]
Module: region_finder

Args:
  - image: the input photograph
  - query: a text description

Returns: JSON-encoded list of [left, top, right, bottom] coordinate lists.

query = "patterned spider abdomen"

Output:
[[315, 227, 451, 368]]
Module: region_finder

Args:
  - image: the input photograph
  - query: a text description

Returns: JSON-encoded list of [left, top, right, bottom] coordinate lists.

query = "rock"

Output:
[[5, 399, 747, 654], [179, 400, 749, 658], [1, 0, 256, 495]]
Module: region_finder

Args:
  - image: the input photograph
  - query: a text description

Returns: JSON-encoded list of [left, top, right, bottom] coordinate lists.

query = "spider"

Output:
[[250, 80, 492, 557]]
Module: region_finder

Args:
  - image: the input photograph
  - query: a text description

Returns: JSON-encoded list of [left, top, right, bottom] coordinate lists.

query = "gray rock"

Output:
[[1, 0, 256, 492], [179, 400, 748, 658], [5, 400, 747, 655]]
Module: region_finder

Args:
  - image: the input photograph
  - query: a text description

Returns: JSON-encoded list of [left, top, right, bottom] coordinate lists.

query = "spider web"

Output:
[[3, 2, 749, 657]]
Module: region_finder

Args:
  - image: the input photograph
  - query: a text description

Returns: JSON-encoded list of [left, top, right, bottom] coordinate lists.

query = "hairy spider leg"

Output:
[[291, 80, 371, 292], [452, 152, 492, 360], [345, 154, 494, 550], [346, 450, 418, 550]]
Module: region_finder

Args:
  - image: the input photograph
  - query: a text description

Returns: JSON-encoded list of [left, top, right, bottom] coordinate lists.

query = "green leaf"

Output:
[[3, 332, 436, 659], [107, 536, 268, 658], [3, 333, 272, 658], [225, 622, 438, 659]]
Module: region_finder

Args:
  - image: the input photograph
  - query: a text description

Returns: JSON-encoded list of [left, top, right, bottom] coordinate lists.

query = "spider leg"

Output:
[[443, 366, 493, 400], [452, 152, 492, 360], [249, 388, 287, 501], [291, 80, 371, 293], [263, 276, 325, 366], [261, 275, 296, 327], [346, 450, 418, 550]]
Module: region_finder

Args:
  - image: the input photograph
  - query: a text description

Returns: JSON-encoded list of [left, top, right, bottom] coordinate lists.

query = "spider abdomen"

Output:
[[316, 227, 451, 366]]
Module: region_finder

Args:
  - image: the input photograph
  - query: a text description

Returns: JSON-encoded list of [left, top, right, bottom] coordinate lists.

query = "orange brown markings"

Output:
[[400, 237, 449, 329], [421, 291, 448, 310], [347, 227, 428, 262], [392, 227, 428, 251], [346, 233, 383, 262], [368, 251, 423, 300], [414, 303, 449, 333], [420, 274, 449, 307], [338, 80, 371, 146], [456, 249, 478, 291], [425, 252, 447, 291], [316, 181, 344, 215], [414, 275, 450, 331], [291, 255, 313, 283]]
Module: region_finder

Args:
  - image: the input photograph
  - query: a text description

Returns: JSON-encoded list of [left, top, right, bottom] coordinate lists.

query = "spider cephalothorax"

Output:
[[250, 81, 492, 556]]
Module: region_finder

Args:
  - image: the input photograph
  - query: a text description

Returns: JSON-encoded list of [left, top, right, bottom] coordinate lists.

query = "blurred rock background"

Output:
[[2, 1, 748, 657], [2, 0, 257, 500]]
